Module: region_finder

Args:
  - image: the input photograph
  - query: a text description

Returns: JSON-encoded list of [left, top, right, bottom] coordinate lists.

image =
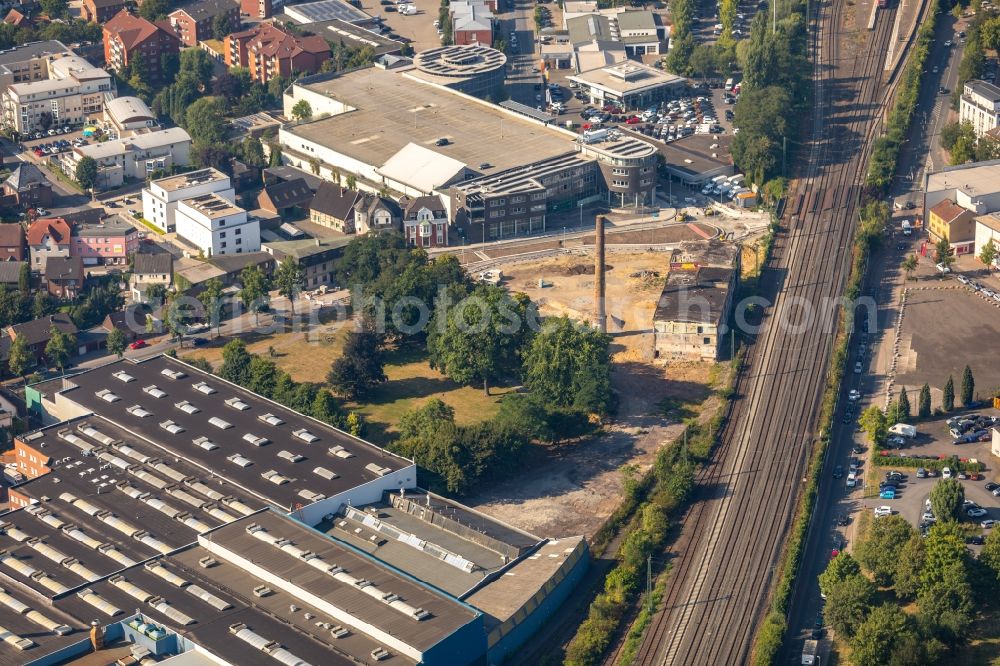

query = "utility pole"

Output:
[[647, 555, 652, 613]]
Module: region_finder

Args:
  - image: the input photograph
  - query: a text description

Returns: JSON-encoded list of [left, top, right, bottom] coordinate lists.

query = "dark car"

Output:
[[811, 613, 825, 639], [986, 482, 1000, 492], [436, 137, 449, 146], [966, 535, 985, 546], [837, 514, 849, 526], [190, 337, 208, 347], [832, 465, 843, 479]]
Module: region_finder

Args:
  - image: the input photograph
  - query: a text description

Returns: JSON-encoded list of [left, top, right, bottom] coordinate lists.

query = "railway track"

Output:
[[623, 1, 905, 664]]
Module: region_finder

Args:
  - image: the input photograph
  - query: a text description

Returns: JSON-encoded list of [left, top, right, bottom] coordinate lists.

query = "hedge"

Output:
[[872, 454, 986, 473]]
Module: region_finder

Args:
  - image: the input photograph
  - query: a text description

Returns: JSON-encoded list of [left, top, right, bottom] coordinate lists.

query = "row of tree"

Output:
[[859, 367, 975, 445], [941, 120, 1000, 165], [819, 479, 1000, 665]]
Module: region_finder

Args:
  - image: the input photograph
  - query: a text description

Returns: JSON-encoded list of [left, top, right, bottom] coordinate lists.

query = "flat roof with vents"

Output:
[[151, 168, 230, 193], [568, 61, 685, 96], [179, 193, 244, 220], [413, 45, 507, 79], [54, 356, 412, 510]]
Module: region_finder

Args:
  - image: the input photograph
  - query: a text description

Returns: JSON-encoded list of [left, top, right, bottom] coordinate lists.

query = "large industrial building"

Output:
[[279, 59, 663, 242], [0, 354, 588, 665]]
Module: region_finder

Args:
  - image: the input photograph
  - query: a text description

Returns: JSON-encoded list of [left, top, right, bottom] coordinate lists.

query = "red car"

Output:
[[129, 340, 148, 350], [625, 116, 641, 124]]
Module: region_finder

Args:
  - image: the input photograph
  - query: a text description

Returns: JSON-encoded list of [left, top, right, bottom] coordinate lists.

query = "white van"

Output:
[[901, 220, 912, 235], [725, 78, 735, 91], [728, 174, 745, 186], [846, 472, 857, 488]]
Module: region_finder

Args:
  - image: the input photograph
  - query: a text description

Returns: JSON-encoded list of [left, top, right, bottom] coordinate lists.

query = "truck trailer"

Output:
[[802, 639, 820, 665]]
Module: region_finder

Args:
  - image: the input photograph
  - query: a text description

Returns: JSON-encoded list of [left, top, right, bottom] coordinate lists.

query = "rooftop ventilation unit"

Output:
[[193, 382, 216, 395], [110, 575, 154, 602], [261, 470, 290, 485], [328, 446, 353, 459], [143, 385, 167, 399], [186, 584, 231, 611], [278, 450, 304, 463], [96, 389, 120, 403], [198, 556, 218, 568], [78, 425, 119, 446], [258, 413, 284, 426], [77, 588, 122, 617], [243, 434, 269, 447], [313, 467, 337, 481], [252, 585, 272, 598], [225, 397, 250, 411], [126, 405, 153, 418], [175, 401, 199, 414], [161, 368, 186, 380], [330, 626, 349, 639], [209, 417, 233, 430], [228, 454, 253, 468], [298, 489, 325, 502], [113, 371, 136, 383], [365, 463, 392, 477], [293, 429, 319, 444], [193, 436, 218, 451], [160, 420, 184, 435], [371, 648, 391, 661]]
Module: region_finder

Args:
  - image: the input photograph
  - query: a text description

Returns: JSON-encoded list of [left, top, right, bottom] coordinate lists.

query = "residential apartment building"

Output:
[[169, 0, 242, 47], [27, 217, 71, 272], [82, 0, 128, 23], [2, 163, 52, 208], [0, 54, 112, 134], [225, 23, 330, 84], [72, 215, 139, 266], [44, 255, 85, 299], [263, 237, 345, 288], [241, 0, 284, 20], [142, 167, 235, 233], [927, 198, 977, 254], [401, 195, 449, 247], [103, 10, 181, 85], [175, 193, 261, 257], [131, 252, 173, 298], [2, 313, 78, 369], [63, 127, 193, 190], [959, 80, 1000, 138], [0, 41, 71, 95], [652, 242, 739, 361]]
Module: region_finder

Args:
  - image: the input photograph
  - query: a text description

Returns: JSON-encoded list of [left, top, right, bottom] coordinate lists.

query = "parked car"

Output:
[[967, 506, 987, 518], [982, 519, 996, 529], [833, 465, 843, 479], [848, 389, 861, 401], [936, 262, 952, 273], [916, 467, 927, 478], [874, 506, 892, 517], [879, 488, 896, 499], [942, 467, 952, 479], [985, 482, 999, 492], [129, 340, 148, 350]]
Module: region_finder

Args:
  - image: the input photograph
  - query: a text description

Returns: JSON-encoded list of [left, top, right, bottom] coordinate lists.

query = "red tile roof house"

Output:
[[225, 22, 330, 83], [104, 10, 181, 84], [169, 0, 242, 47], [27, 217, 72, 273], [0, 223, 27, 262], [82, 0, 128, 23]]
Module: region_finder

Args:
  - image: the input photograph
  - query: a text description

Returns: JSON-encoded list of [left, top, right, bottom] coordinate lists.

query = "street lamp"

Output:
[[578, 200, 584, 229]]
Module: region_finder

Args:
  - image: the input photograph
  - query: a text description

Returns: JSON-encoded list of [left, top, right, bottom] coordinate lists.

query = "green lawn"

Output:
[[350, 347, 510, 445]]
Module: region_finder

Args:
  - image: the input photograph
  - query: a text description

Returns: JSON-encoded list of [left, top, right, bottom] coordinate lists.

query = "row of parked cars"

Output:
[[956, 274, 1000, 302], [26, 125, 74, 140], [31, 137, 87, 157]]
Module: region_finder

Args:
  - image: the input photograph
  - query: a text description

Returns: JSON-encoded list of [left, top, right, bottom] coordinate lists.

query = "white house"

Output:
[[0, 54, 111, 134], [175, 193, 260, 257], [142, 168, 235, 233], [974, 212, 1000, 266], [63, 127, 192, 190], [959, 80, 1000, 138]]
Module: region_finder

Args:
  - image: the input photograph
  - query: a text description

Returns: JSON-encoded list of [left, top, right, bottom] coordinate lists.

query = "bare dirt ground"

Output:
[[466, 251, 719, 537]]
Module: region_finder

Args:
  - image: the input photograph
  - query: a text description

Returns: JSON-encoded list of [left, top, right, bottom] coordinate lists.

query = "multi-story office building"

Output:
[[959, 79, 1000, 138], [175, 193, 261, 257], [63, 127, 192, 190], [142, 168, 235, 233], [0, 54, 112, 134]]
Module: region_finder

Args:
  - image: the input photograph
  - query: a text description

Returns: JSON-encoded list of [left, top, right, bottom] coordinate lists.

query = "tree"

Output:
[[981, 529, 1000, 582], [943, 375, 955, 411], [897, 387, 911, 420], [107, 328, 127, 359], [274, 256, 305, 314], [980, 239, 998, 268], [346, 174, 357, 190], [850, 605, 916, 666], [960, 365, 974, 406], [858, 405, 888, 446], [935, 237, 955, 270], [522, 316, 614, 415], [75, 156, 98, 191], [7, 334, 32, 381], [45, 325, 75, 374], [198, 278, 224, 337], [179, 48, 215, 89], [901, 254, 918, 281], [819, 552, 861, 599], [291, 99, 313, 122], [918, 558, 974, 642], [238, 264, 270, 325], [32, 291, 54, 319], [268, 145, 283, 167], [856, 515, 914, 586], [164, 295, 194, 343], [427, 285, 535, 395], [327, 323, 386, 400], [40, 0, 68, 18], [17, 262, 30, 292], [930, 479, 964, 522], [825, 574, 875, 637], [918, 383, 931, 417], [893, 534, 926, 600], [145, 282, 167, 305], [241, 137, 265, 168], [139, 0, 171, 20], [218, 339, 253, 386], [212, 13, 235, 40], [689, 43, 718, 78], [185, 98, 228, 145]]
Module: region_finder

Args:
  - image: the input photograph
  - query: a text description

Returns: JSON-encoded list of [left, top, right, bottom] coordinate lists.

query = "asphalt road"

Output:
[[630, 0, 905, 663]]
